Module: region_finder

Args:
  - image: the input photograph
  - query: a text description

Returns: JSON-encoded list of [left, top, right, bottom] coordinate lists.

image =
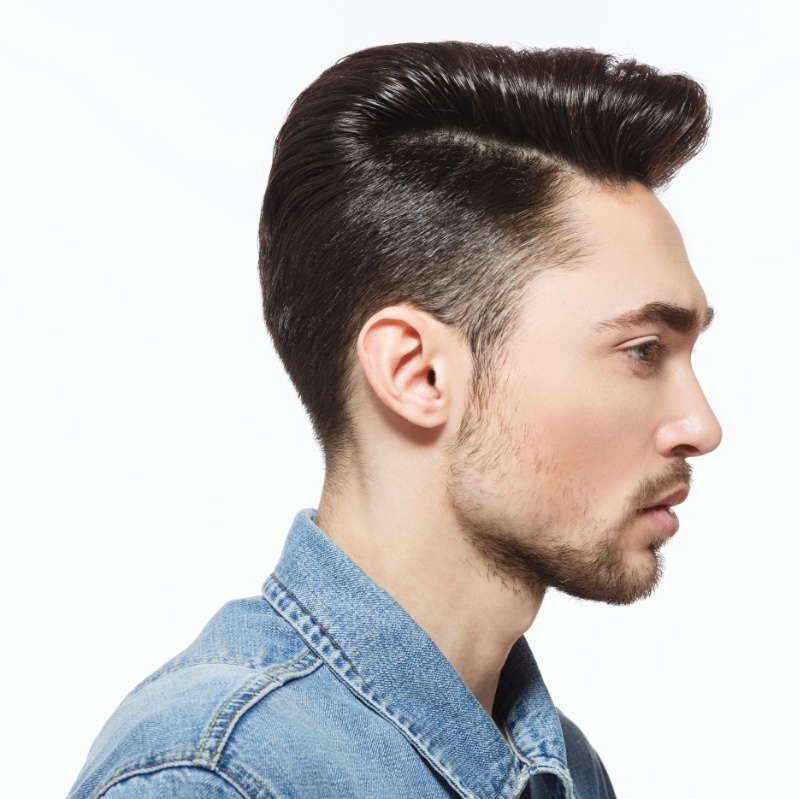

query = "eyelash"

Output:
[[626, 340, 669, 368]]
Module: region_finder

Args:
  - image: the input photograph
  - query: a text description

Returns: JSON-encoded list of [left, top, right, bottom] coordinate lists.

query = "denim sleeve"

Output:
[[558, 711, 617, 799], [100, 768, 251, 799]]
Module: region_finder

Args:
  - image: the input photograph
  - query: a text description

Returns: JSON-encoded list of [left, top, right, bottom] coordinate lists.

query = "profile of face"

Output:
[[448, 182, 722, 605]]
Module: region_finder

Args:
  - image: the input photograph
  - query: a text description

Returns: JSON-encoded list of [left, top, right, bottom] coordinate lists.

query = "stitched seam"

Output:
[[218, 754, 282, 799], [93, 758, 263, 799], [209, 654, 319, 761], [267, 574, 513, 799], [196, 647, 313, 759], [268, 574, 481, 799], [504, 723, 534, 767], [196, 673, 274, 759], [503, 721, 568, 777], [92, 748, 299, 799], [218, 761, 268, 799], [111, 748, 204, 770], [493, 754, 516, 798], [270, 573, 365, 682]]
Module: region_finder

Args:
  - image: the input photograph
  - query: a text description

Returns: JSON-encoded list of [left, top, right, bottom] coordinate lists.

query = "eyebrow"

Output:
[[595, 302, 715, 335]]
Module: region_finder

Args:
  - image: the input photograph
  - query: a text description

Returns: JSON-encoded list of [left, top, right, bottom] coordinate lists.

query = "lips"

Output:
[[646, 486, 690, 511], [639, 485, 690, 536]]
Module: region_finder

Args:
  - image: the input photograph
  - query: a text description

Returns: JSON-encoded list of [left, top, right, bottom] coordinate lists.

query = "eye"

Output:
[[626, 340, 668, 367]]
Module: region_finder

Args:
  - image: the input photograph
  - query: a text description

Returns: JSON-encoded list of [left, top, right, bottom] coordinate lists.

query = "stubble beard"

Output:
[[448, 419, 693, 606]]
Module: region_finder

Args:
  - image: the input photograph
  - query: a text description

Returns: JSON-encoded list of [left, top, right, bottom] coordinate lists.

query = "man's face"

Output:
[[447, 182, 722, 605]]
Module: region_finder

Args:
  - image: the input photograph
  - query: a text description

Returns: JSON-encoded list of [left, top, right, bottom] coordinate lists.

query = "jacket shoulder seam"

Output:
[[195, 647, 319, 762], [90, 754, 276, 799], [92, 651, 319, 799]]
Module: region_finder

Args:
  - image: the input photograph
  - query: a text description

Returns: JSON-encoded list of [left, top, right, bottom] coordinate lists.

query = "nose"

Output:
[[655, 373, 722, 459]]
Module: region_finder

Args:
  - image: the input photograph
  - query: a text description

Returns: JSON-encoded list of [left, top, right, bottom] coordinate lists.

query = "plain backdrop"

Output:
[[2, 1, 797, 797]]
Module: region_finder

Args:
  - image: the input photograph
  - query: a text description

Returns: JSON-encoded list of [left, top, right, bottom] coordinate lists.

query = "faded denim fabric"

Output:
[[67, 510, 616, 799]]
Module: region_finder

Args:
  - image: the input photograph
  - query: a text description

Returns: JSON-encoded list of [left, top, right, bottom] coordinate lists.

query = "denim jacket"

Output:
[[67, 510, 616, 799]]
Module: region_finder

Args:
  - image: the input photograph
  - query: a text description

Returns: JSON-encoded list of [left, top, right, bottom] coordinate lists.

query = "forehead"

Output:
[[517, 183, 709, 334]]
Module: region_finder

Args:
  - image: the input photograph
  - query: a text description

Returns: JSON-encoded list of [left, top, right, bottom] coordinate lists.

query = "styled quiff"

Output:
[[259, 42, 710, 458]]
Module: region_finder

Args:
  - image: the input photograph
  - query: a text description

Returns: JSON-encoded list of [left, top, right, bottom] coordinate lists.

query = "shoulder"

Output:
[[558, 710, 617, 799], [68, 597, 326, 799]]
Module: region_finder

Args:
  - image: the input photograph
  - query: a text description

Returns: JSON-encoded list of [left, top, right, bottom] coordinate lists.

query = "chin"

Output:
[[579, 549, 664, 606], [620, 552, 664, 605]]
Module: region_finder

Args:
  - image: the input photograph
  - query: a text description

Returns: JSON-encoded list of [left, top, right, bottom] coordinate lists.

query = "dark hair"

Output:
[[259, 42, 710, 459]]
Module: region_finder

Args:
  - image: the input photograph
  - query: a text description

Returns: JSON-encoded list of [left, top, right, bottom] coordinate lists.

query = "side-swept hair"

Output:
[[259, 42, 710, 458]]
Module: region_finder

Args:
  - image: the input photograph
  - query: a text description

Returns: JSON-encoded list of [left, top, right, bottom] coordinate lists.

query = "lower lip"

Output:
[[639, 505, 679, 536]]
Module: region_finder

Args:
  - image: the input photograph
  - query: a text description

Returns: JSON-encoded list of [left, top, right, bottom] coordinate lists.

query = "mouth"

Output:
[[638, 485, 690, 536]]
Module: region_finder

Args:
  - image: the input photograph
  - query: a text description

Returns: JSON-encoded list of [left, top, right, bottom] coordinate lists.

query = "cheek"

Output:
[[517, 375, 657, 482]]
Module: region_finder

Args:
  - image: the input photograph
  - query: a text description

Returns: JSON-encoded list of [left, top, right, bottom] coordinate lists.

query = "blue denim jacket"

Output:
[[68, 511, 616, 799]]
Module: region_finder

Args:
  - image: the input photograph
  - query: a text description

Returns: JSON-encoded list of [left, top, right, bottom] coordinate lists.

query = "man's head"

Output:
[[259, 42, 711, 462], [259, 42, 720, 603], [447, 182, 721, 604]]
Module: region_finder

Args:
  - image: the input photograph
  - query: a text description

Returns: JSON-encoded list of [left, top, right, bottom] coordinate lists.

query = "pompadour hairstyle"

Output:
[[259, 42, 710, 459]]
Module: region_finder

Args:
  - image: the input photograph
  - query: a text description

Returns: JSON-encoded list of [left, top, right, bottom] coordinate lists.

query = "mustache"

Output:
[[620, 460, 693, 526]]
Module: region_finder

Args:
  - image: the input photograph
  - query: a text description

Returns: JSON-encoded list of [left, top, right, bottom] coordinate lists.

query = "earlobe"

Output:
[[357, 306, 451, 429]]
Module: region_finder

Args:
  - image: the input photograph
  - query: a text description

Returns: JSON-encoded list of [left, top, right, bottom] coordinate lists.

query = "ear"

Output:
[[356, 305, 458, 429]]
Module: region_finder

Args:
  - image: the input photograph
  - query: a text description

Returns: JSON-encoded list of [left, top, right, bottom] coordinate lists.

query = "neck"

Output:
[[315, 468, 545, 721]]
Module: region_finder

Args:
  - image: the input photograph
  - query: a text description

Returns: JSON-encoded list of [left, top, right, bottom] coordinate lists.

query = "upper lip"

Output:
[[644, 485, 690, 510]]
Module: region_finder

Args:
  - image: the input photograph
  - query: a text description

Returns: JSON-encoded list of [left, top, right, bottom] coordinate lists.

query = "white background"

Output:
[[2, 2, 797, 797]]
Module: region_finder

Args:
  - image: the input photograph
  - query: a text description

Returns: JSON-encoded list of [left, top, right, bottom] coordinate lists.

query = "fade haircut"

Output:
[[259, 42, 710, 462]]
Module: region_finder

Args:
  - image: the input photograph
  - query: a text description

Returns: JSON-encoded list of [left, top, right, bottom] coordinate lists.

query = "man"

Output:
[[68, 42, 721, 798]]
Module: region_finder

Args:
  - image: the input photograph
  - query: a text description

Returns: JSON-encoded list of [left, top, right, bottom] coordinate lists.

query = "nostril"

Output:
[[671, 444, 701, 459]]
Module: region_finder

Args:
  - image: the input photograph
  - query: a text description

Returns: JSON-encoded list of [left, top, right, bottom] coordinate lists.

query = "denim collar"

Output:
[[263, 510, 574, 799]]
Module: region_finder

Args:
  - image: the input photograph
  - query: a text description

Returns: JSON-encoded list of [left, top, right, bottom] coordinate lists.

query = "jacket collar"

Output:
[[263, 510, 574, 799]]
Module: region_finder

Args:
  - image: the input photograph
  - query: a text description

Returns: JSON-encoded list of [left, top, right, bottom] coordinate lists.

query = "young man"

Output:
[[68, 43, 721, 799]]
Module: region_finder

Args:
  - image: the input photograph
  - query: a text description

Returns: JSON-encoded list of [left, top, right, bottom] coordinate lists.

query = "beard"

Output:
[[449, 439, 693, 606]]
